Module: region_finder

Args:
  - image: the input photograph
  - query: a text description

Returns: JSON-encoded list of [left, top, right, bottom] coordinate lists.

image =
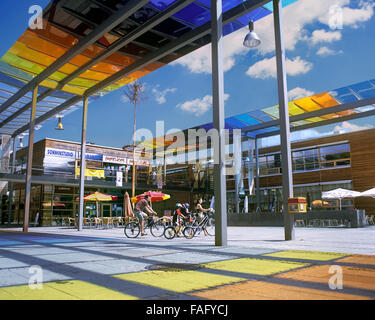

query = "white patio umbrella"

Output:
[[359, 187, 375, 198], [321, 188, 361, 210]]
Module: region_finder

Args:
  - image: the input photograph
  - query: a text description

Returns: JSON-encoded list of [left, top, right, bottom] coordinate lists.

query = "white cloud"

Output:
[[310, 29, 342, 44], [152, 85, 177, 104], [171, 0, 374, 75], [246, 56, 313, 79], [333, 121, 373, 134], [288, 87, 315, 100], [170, 27, 249, 74], [316, 46, 344, 57], [177, 94, 230, 116]]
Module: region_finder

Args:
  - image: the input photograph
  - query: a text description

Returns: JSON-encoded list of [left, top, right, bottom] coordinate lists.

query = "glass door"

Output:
[[101, 203, 112, 217]]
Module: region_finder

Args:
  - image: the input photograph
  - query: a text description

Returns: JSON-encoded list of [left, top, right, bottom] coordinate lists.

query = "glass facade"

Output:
[[259, 143, 350, 176]]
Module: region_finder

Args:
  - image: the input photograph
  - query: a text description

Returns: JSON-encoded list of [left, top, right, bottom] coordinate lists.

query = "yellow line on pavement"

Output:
[[264, 250, 350, 261], [114, 268, 246, 293], [201, 258, 310, 276], [0, 280, 138, 300]]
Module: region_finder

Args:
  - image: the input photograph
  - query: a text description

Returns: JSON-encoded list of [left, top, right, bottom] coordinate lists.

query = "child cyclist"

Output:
[[173, 203, 189, 237]]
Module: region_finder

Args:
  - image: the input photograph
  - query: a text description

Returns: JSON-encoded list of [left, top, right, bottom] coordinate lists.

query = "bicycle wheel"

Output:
[[205, 217, 215, 236], [124, 222, 140, 238], [163, 226, 176, 240], [150, 221, 165, 237], [183, 226, 195, 239]]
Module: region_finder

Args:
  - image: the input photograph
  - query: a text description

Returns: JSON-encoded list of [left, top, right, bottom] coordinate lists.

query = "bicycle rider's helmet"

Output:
[[184, 203, 190, 208], [176, 203, 183, 208]]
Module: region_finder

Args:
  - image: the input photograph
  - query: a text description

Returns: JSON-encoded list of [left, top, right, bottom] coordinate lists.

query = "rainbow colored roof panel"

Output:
[[140, 78, 375, 150], [0, 0, 299, 135]]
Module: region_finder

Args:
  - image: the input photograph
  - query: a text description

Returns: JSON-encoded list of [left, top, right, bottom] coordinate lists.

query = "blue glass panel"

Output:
[[0, 71, 26, 88], [234, 113, 260, 126], [197, 0, 243, 12], [149, 0, 179, 11], [225, 117, 248, 128], [349, 81, 372, 92], [263, 0, 298, 11], [200, 123, 213, 131], [248, 110, 274, 122], [223, 21, 243, 36], [355, 88, 375, 99], [236, 7, 271, 25], [174, 3, 210, 26]]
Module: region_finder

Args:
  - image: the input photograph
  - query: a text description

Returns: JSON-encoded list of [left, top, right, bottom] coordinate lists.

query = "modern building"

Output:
[[6, 138, 152, 226]]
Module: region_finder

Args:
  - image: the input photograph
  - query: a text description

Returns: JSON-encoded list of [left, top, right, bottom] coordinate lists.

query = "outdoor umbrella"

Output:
[[321, 188, 361, 210], [76, 192, 118, 217], [359, 187, 375, 198], [312, 200, 330, 207], [123, 192, 134, 218], [131, 191, 170, 203]]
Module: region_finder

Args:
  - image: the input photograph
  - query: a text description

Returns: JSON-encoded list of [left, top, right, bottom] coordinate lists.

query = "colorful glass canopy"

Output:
[[0, 0, 299, 136], [139, 78, 375, 150]]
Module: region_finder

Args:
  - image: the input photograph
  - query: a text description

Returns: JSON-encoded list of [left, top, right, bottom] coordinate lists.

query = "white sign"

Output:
[[45, 148, 75, 159], [103, 155, 128, 165], [116, 171, 123, 187]]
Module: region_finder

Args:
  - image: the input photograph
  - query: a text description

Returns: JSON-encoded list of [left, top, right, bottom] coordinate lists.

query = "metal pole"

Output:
[[132, 101, 136, 198], [23, 85, 38, 232], [273, 0, 294, 240], [8, 137, 17, 225], [255, 138, 261, 212], [78, 97, 88, 231], [211, 0, 227, 246]]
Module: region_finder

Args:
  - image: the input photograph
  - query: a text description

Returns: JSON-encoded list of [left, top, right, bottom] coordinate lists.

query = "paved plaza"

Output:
[[0, 226, 374, 300]]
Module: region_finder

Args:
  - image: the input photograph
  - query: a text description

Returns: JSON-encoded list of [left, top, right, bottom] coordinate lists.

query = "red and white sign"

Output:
[[103, 155, 128, 165]]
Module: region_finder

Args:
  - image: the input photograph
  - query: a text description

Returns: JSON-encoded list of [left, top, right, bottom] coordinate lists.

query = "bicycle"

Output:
[[124, 214, 169, 238], [183, 211, 215, 239], [163, 214, 194, 240]]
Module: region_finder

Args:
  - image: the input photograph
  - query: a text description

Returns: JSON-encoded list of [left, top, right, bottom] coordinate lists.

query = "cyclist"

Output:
[[173, 203, 187, 237], [195, 198, 214, 236], [134, 194, 157, 236], [182, 203, 193, 223]]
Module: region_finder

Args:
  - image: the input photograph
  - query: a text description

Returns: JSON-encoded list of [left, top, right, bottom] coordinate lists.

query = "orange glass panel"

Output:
[[313, 92, 355, 116]]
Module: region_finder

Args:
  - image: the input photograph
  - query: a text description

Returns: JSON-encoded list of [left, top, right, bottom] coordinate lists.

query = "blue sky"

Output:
[[1, 0, 374, 149]]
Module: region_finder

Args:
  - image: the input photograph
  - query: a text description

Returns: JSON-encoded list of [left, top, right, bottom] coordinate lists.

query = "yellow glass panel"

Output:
[[293, 97, 321, 112], [288, 101, 305, 116]]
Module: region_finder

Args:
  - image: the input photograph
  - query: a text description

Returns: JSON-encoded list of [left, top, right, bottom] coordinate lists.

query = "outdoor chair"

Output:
[[102, 217, 114, 229], [83, 218, 92, 228], [368, 215, 374, 225], [93, 218, 103, 228], [68, 217, 76, 227], [294, 219, 305, 227]]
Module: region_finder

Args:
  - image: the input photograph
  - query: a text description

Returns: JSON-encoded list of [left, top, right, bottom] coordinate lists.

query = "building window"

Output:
[[258, 143, 351, 176]]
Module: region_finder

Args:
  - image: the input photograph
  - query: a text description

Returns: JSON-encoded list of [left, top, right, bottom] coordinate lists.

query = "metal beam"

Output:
[[7, 136, 17, 225], [0, 0, 194, 130], [13, 0, 269, 137], [78, 97, 88, 231], [273, 0, 294, 240], [211, 0, 227, 246], [23, 86, 38, 232], [255, 138, 261, 212], [0, 0, 150, 115]]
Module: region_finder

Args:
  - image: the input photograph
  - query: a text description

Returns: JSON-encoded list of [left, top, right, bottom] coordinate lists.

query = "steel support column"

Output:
[[273, 0, 294, 240], [211, 0, 227, 246], [23, 86, 38, 232], [7, 137, 17, 225], [255, 138, 261, 212], [78, 97, 88, 231]]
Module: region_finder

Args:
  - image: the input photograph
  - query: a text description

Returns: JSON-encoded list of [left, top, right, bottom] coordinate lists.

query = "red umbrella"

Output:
[[131, 191, 170, 203]]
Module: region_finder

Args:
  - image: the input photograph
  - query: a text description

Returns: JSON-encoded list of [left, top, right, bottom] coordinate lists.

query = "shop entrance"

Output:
[[101, 203, 112, 217]]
